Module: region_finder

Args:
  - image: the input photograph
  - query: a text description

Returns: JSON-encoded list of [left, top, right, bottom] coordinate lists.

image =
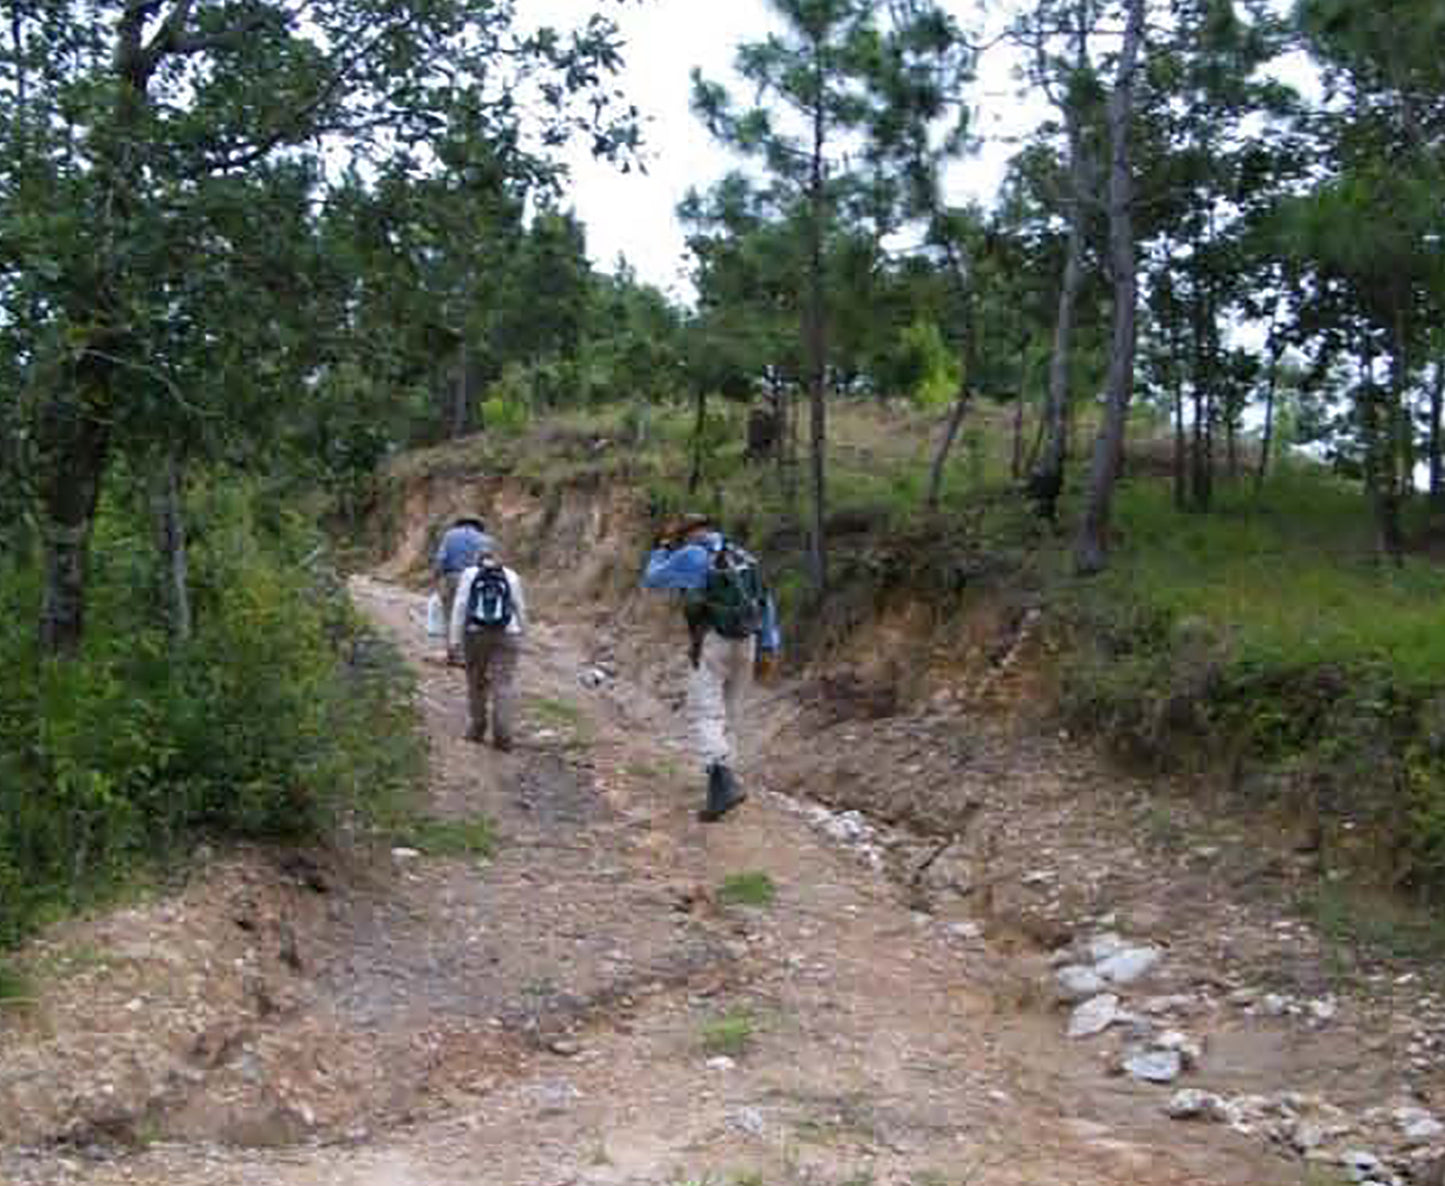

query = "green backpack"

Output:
[[687, 545, 766, 640]]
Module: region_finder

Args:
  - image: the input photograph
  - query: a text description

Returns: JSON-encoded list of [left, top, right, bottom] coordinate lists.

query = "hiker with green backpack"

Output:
[[642, 514, 781, 821]]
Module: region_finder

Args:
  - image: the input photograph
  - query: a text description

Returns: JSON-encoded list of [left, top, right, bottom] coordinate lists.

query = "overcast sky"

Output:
[[528, 0, 1036, 301], [528, 1, 1311, 302]]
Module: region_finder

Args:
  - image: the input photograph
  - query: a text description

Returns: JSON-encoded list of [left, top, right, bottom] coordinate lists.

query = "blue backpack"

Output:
[[466, 563, 513, 630]]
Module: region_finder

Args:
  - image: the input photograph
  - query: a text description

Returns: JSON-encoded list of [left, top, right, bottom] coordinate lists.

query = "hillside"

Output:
[[5, 408, 1445, 1185]]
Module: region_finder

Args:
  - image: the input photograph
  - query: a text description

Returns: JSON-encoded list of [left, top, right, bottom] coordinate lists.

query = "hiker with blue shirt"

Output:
[[434, 514, 488, 664], [642, 513, 781, 821]]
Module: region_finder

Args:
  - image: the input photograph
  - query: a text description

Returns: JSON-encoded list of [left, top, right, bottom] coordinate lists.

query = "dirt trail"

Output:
[[2, 568, 1317, 1186]]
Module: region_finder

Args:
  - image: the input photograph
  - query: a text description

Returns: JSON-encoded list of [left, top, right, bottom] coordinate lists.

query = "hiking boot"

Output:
[[699, 762, 746, 822], [465, 726, 486, 744], [492, 736, 513, 753]]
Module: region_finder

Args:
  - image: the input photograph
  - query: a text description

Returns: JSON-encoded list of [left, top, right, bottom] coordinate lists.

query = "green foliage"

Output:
[[718, 871, 778, 907], [481, 365, 534, 436], [1054, 470, 1445, 894], [0, 961, 30, 1002], [0, 476, 425, 947], [397, 813, 496, 859], [888, 319, 962, 408], [1302, 880, 1445, 965], [700, 1009, 756, 1057]]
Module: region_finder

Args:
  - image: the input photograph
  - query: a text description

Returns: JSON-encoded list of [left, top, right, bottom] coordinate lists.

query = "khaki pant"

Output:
[[688, 632, 754, 769], [463, 628, 520, 745]]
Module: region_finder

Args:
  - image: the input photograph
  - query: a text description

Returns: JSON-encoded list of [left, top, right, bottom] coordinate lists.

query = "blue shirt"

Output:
[[640, 533, 724, 591], [642, 534, 781, 654], [435, 525, 491, 575]]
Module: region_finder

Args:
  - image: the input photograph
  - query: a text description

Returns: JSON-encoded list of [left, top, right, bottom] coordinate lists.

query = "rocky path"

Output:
[[0, 576, 1346, 1185]]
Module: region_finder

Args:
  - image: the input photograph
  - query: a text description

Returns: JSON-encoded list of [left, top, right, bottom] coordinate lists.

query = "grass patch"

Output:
[[1104, 473, 1445, 683], [0, 960, 32, 1004], [530, 695, 584, 727], [718, 871, 778, 908], [701, 1008, 756, 1058], [1300, 880, 1445, 965], [397, 812, 496, 859], [1300, 1167, 1352, 1186], [35, 940, 115, 981]]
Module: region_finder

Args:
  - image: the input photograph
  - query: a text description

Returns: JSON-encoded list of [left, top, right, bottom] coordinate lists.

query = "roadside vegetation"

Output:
[[0, 482, 427, 948], [4, 0, 1444, 968]]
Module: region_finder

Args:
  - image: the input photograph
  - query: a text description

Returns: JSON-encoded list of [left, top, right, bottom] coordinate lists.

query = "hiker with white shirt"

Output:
[[448, 537, 527, 751]]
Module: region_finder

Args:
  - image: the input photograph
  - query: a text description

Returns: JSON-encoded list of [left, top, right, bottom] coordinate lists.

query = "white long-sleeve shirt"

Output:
[[449, 562, 528, 651]]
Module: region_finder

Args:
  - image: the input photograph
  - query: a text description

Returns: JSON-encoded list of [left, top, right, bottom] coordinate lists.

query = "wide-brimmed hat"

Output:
[[661, 512, 713, 538], [453, 513, 486, 530]]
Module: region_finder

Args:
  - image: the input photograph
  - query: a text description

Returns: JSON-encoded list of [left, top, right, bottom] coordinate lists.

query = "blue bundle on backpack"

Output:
[[642, 531, 781, 654]]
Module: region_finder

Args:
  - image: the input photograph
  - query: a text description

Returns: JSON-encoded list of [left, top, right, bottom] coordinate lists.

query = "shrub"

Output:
[[0, 474, 425, 946]]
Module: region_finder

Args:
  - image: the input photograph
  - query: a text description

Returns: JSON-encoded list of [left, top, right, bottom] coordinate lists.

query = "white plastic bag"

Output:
[[425, 592, 445, 638]]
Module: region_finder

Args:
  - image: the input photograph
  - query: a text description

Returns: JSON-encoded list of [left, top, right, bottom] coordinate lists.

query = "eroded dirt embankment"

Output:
[[1, 466, 1440, 1186]]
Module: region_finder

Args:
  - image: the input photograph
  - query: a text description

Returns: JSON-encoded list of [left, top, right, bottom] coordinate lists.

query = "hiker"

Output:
[[434, 514, 488, 664], [448, 538, 527, 751], [642, 514, 780, 821]]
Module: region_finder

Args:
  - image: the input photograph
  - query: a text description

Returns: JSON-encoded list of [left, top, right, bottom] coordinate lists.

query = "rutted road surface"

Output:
[[4, 575, 1303, 1186]]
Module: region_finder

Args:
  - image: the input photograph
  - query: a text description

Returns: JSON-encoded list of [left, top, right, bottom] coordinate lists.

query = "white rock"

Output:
[[1123, 1047, 1183, 1084], [948, 921, 982, 941], [1260, 993, 1290, 1017], [727, 1106, 765, 1136], [1402, 1117, 1444, 1145], [1086, 933, 1127, 963], [1142, 994, 1198, 1016], [1341, 1150, 1384, 1183], [1309, 997, 1339, 1023], [706, 1056, 736, 1071], [1068, 994, 1122, 1039], [1056, 965, 1106, 1002], [1097, 946, 1164, 985], [1154, 1030, 1203, 1068], [1165, 1089, 1227, 1121], [578, 666, 610, 689]]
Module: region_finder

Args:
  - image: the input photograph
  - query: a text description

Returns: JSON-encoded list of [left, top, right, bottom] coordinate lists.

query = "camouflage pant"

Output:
[[688, 632, 754, 769]]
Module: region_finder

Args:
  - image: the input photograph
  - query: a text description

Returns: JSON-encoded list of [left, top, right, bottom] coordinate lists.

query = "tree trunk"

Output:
[[1073, 0, 1144, 576], [1169, 313, 1186, 510], [688, 385, 708, 495], [153, 449, 191, 646], [1395, 311, 1416, 509], [927, 384, 971, 512], [1031, 35, 1090, 524], [1429, 360, 1443, 508], [37, 0, 165, 657], [1255, 328, 1283, 497], [805, 42, 828, 592], [37, 390, 111, 658], [1188, 273, 1213, 511], [1378, 317, 1406, 563], [1010, 342, 1028, 481], [450, 338, 469, 438]]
